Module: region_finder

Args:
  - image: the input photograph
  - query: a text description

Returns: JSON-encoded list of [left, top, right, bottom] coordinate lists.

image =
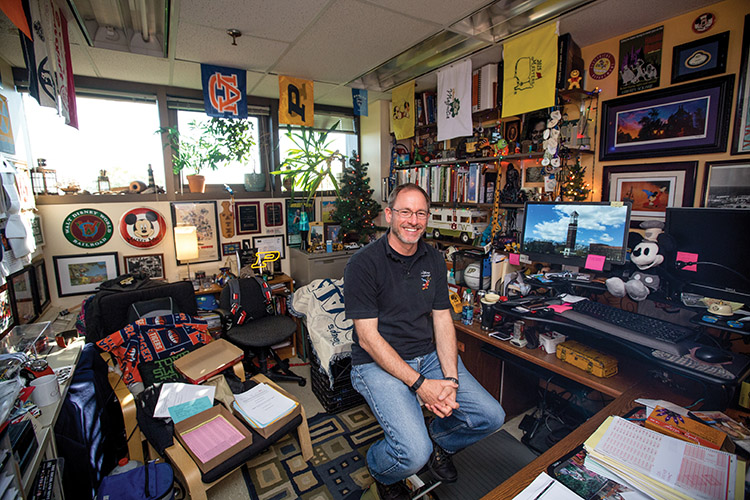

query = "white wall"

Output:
[[359, 99, 392, 225]]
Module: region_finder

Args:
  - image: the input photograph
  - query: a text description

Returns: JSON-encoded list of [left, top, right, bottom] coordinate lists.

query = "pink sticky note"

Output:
[[548, 304, 572, 313], [676, 251, 698, 272], [509, 253, 520, 266], [584, 254, 605, 271]]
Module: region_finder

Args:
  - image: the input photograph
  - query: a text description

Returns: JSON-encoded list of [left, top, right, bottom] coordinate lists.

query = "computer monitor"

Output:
[[520, 201, 632, 270], [665, 207, 750, 304]]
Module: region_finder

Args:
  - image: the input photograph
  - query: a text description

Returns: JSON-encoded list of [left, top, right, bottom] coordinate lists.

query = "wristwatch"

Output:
[[444, 376, 459, 387], [409, 374, 425, 392]]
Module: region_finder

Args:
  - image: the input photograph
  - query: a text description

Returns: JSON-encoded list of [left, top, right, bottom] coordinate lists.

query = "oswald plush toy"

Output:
[[605, 221, 675, 301]]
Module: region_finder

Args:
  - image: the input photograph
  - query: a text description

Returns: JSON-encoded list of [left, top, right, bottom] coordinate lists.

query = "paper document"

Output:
[[168, 396, 213, 423], [512, 472, 580, 499], [234, 383, 297, 428], [153, 383, 216, 418], [179, 414, 246, 463]]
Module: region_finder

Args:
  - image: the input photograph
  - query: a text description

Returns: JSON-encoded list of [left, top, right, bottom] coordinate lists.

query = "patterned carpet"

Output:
[[238, 404, 383, 499]]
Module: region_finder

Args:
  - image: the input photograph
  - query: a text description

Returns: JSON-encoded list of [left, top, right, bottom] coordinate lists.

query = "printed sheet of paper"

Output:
[[179, 414, 246, 463], [511, 472, 580, 500], [168, 396, 213, 423], [234, 383, 297, 427], [153, 382, 215, 418], [591, 416, 738, 500]]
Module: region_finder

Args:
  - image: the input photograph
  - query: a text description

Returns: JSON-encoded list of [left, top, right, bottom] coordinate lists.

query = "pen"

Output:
[[533, 480, 554, 500]]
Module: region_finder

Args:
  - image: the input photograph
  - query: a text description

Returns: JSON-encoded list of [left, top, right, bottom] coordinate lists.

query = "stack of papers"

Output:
[[232, 383, 297, 428], [154, 383, 216, 423], [512, 472, 580, 499], [583, 416, 746, 500]]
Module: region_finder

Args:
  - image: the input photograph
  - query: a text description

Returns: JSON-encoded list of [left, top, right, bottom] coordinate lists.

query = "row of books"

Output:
[[396, 164, 498, 204], [416, 92, 438, 127]]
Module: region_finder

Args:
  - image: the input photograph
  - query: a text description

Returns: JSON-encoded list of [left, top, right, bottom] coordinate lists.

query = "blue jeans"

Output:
[[350, 351, 505, 485]]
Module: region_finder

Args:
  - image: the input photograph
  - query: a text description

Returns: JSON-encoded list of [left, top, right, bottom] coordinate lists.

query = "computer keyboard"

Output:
[[559, 300, 695, 356], [651, 350, 735, 380]]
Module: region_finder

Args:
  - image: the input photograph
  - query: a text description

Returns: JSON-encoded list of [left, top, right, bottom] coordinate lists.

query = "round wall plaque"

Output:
[[63, 208, 114, 248], [119, 207, 167, 248]]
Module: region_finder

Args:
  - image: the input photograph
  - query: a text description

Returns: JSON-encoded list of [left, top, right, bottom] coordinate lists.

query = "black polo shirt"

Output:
[[344, 232, 451, 365]]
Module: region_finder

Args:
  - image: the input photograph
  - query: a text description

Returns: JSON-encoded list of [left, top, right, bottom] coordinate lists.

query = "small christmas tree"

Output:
[[562, 156, 591, 201], [332, 152, 382, 244]]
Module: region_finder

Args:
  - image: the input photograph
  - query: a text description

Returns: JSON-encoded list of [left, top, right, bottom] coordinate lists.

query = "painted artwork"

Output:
[[616, 179, 673, 212], [615, 97, 708, 147], [68, 261, 109, 287]]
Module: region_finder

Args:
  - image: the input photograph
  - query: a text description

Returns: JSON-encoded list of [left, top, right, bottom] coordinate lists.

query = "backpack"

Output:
[[227, 277, 274, 326]]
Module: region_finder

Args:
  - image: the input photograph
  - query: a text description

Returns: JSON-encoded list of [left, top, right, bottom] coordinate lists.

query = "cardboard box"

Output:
[[173, 339, 243, 384], [556, 340, 618, 378], [645, 406, 734, 452], [174, 404, 253, 475], [232, 379, 301, 439]]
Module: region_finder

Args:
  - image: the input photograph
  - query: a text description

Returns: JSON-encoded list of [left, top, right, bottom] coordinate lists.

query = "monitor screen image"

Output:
[[521, 202, 632, 268]]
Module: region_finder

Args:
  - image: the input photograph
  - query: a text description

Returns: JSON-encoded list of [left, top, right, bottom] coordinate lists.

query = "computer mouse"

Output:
[[694, 347, 732, 364]]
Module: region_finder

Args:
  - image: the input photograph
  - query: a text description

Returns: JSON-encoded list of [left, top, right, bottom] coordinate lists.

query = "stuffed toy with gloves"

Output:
[[605, 221, 675, 301]]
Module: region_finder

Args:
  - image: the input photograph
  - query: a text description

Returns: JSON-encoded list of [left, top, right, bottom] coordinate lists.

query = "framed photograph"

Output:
[[252, 234, 286, 260], [221, 242, 241, 256], [320, 198, 336, 223], [263, 202, 284, 228], [171, 201, 220, 264], [30, 214, 44, 246], [53, 252, 119, 297], [123, 253, 165, 280], [671, 31, 729, 84], [599, 75, 734, 161], [325, 223, 342, 244], [702, 160, 750, 208], [0, 283, 15, 337], [522, 165, 545, 187], [732, 15, 750, 155], [504, 118, 521, 145], [32, 259, 50, 312], [602, 162, 697, 225], [521, 110, 548, 151], [235, 201, 261, 235], [8, 267, 37, 325], [308, 222, 325, 249], [285, 199, 315, 248]]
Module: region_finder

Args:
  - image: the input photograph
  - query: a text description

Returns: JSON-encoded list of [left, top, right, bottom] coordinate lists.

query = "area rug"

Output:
[[239, 404, 383, 499]]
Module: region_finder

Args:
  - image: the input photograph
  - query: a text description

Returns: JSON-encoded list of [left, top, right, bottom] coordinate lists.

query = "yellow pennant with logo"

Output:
[[279, 76, 314, 127], [391, 81, 415, 140], [502, 22, 558, 117]]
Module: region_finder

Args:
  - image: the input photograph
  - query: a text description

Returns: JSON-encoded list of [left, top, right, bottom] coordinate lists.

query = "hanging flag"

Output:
[[390, 81, 414, 140], [437, 59, 473, 142], [502, 22, 558, 117], [19, 0, 57, 110], [279, 75, 313, 127], [52, 5, 78, 128], [352, 88, 368, 116], [1, 0, 31, 39], [0, 94, 15, 155], [201, 64, 247, 119]]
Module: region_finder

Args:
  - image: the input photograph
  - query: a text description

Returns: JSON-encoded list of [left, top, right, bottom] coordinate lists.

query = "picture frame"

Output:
[[325, 223, 342, 244], [171, 201, 221, 264], [602, 162, 697, 225], [53, 252, 119, 297], [503, 118, 521, 146], [252, 234, 286, 261], [599, 75, 734, 161], [123, 253, 165, 280], [521, 109, 548, 152], [308, 222, 325, 249], [8, 267, 37, 325], [0, 283, 15, 337], [618, 26, 663, 95], [522, 165, 545, 187], [235, 201, 261, 235], [263, 201, 284, 228], [30, 214, 44, 246], [702, 159, 750, 208], [671, 31, 729, 84], [221, 242, 241, 256], [32, 258, 50, 313], [320, 198, 336, 223], [285, 199, 315, 248], [732, 15, 750, 155]]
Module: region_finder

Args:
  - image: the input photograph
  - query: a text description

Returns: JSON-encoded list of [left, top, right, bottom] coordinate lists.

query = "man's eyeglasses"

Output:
[[391, 208, 429, 220]]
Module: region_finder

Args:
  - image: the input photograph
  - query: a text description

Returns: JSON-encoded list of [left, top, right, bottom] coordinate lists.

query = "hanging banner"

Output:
[[1, 0, 30, 39], [201, 64, 247, 119], [52, 5, 78, 128], [279, 75, 313, 127], [19, 0, 57, 110], [352, 88, 368, 116], [502, 22, 558, 117], [390, 81, 414, 140], [437, 59, 473, 142], [0, 95, 15, 155]]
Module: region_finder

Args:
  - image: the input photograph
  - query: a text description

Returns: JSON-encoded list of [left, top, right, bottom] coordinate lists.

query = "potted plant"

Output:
[[271, 123, 344, 203], [158, 118, 255, 193]]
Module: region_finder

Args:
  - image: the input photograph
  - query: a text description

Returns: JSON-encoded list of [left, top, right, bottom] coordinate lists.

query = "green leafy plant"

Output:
[[271, 123, 342, 203], [158, 118, 255, 175]]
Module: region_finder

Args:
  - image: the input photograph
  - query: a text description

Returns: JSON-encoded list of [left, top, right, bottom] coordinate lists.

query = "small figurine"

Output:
[[568, 69, 582, 90], [299, 210, 309, 252]]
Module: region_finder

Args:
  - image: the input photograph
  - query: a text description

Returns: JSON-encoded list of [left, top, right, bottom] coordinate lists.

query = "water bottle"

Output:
[[109, 458, 142, 476]]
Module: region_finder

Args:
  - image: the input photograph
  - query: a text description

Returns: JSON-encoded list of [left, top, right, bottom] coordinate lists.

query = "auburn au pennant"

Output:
[[201, 64, 247, 119], [502, 22, 558, 117], [390, 81, 415, 140], [279, 76, 314, 127]]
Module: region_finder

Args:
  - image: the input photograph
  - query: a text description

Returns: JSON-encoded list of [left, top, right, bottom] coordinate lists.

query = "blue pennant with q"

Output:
[[352, 88, 368, 117]]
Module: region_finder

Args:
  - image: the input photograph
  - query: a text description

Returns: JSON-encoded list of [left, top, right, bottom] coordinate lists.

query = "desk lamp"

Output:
[[174, 226, 199, 281]]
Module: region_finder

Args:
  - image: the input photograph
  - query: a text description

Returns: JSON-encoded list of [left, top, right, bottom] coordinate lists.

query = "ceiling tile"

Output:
[[69, 45, 98, 77], [175, 22, 289, 72], [0, 33, 24, 67], [248, 74, 280, 99], [180, 0, 330, 43], [170, 60, 202, 89], [364, 0, 492, 26], [315, 85, 355, 107], [273, 0, 438, 84], [87, 47, 171, 85]]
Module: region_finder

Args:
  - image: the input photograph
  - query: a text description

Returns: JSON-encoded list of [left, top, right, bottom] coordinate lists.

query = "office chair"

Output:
[[218, 278, 306, 386]]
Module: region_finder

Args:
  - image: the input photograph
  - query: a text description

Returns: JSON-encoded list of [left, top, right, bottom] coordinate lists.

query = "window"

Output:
[[278, 113, 358, 192], [23, 93, 165, 193], [460, 216, 469, 223], [176, 110, 262, 185], [433, 214, 443, 221]]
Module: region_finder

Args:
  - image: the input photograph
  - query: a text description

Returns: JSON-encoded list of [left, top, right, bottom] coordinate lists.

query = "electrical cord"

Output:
[[675, 261, 750, 284]]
